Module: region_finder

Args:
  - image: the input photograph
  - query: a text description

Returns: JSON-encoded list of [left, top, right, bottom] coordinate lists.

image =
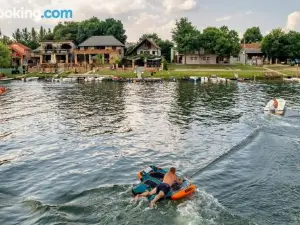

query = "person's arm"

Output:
[[176, 176, 184, 184]]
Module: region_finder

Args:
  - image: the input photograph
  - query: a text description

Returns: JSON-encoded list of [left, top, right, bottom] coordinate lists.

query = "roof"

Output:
[[78, 36, 124, 47], [32, 47, 40, 53], [8, 42, 31, 56], [241, 43, 262, 54], [241, 43, 261, 49], [126, 38, 161, 55]]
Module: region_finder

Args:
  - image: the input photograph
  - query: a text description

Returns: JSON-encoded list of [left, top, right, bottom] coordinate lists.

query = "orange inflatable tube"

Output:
[[171, 184, 197, 200]]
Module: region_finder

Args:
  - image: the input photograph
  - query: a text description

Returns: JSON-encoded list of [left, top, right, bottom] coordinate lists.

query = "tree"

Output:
[[39, 26, 45, 42], [102, 18, 127, 44], [139, 33, 160, 43], [286, 31, 300, 59], [0, 42, 11, 67], [202, 26, 240, 58], [0, 29, 11, 45], [51, 17, 127, 44], [261, 28, 288, 63], [172, 17, 198, 64], [157, 39, 174, 62], [241, 27, 263, 44], [12, 28, 22, 42]]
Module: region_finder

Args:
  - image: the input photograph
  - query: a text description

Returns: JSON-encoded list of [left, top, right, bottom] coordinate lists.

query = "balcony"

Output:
[[41, 49, 71, 54]]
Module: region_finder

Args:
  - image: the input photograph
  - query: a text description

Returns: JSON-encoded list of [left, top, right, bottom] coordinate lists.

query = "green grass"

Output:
[[96, 69, 264, 79], [168, 63, 264, 71], [265, 65, 300, 76]]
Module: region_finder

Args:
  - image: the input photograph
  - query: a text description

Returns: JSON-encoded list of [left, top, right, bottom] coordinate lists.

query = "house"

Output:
[[37, 40, 76, 64], [127, 38, 161, 56], [8, 42, 31, 66], [230, 43, 263, 65], [172, 48, 219, 64], [73, 36, 125, 64]]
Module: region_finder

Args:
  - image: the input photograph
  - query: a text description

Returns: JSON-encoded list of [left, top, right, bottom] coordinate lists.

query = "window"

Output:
[[190, 57, 194, 60], [206, 57, 210, 61], [152, 51, 156, 55], [202, 57, 206, 60], [140, 50, 143, 54], [112, 46, 116, 50], [194, 57, 197, 60]]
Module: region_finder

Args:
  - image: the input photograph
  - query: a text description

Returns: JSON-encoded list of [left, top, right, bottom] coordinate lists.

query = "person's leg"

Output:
[[150, 191, 165, 208], [134, 188, 157, 200]]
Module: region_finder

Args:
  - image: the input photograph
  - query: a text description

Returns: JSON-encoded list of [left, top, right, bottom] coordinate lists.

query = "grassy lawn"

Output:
[[168, 63, 265, 71], [265, 65, 300, 76], [96, 69, 264, 79]]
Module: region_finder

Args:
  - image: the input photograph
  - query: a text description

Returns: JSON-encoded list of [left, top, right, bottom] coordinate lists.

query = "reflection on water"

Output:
[[0, 80, 300, 225]]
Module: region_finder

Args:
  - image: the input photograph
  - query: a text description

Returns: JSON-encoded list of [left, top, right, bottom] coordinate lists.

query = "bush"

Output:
[[162, 57, 168, 70]]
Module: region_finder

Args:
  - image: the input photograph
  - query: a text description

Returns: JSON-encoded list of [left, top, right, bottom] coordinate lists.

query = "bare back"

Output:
[[163, 172, 180, 186]]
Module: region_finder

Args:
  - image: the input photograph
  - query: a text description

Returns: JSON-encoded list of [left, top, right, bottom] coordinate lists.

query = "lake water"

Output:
[[1, 80, 300, 225]]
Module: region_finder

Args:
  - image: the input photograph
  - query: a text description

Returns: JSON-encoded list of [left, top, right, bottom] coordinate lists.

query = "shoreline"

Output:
[[4, 71, 285, 81]]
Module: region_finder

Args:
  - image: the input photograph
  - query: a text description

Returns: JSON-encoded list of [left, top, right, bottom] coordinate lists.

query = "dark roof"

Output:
[[32, 47, 40, 53], [126, 38, 160, 55], [78, 36, 124, 47]]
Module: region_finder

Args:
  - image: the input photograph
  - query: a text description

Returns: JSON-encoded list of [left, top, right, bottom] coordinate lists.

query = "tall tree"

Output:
[[39, 26, 45, 42], [157, 39, 174, 62], [0, 42, 11, 67], [242, 27, 263, 44], [102, 18, 127, 44], [51, 17, 127, 44], [172, 17, 198, 64], [21, 28, 31, 43], [139, 33, 160, 43], [31, 28, 38, 43], [286, 31, 300, 59], [0, 29, 11, 45], [202, 26, 240, 58], [12, 28, 22, 42], [261, 28, 288, 63]]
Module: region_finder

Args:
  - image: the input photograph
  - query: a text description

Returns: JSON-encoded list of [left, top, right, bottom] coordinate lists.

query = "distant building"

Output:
[[8, 42, 31, 66], [172, 48, 221, 65], [230, 43, 263, 65], [73, 36, 125, 64]]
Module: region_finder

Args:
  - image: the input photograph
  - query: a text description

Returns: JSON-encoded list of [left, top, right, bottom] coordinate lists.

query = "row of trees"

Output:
[[261, 29, 300, 62], [12, 26, 53, 49]]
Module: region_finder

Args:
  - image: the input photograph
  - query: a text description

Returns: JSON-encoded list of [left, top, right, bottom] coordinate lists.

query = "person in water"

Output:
[[134, 167, 183, 208]]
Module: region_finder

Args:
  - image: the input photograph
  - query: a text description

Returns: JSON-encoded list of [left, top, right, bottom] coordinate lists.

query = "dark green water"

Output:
[[1, 80, 300, 225]]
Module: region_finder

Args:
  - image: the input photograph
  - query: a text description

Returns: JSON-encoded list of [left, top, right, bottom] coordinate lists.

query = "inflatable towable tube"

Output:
[[132, 165, 196, 201]]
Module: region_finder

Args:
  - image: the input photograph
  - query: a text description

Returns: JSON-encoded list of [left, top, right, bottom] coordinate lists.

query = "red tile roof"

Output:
[[8, 42, 31, 56], [241, 43, 261, 49]]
